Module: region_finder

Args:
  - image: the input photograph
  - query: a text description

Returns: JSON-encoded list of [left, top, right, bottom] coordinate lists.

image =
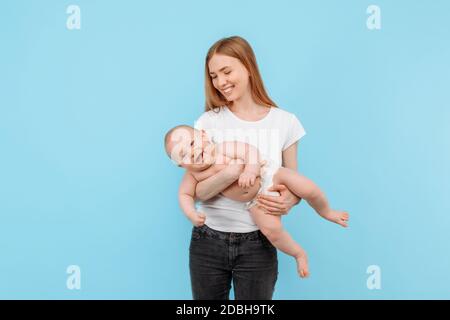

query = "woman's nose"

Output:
[[218, 76, 227, 87]]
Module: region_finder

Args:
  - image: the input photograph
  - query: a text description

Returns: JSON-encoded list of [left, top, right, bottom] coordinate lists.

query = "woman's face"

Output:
[[208, 54, 250, 102]]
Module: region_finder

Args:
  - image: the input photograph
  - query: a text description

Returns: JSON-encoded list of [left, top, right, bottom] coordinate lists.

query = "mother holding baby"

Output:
[[186, 36, 306, 299]]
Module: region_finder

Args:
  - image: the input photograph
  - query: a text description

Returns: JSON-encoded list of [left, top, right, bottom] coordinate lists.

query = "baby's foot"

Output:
[[323, 210, 349, 227], [295, 251, 310, 278]]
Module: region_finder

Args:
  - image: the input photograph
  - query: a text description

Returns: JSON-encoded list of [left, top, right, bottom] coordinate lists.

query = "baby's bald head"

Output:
[[164, 125, 194, 159]]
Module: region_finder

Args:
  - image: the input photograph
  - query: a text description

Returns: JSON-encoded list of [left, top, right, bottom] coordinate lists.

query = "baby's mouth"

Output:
[[194, 150, 204, 164]]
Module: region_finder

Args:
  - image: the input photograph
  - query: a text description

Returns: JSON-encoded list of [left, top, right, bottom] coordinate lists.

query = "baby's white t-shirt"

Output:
[[194, 106, 306, 232]]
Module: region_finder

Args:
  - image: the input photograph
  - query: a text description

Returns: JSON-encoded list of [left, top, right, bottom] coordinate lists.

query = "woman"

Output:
[[184, 36, 306, 299]]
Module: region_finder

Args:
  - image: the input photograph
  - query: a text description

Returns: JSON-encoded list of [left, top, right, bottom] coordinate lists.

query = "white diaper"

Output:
[[246, 159, 280, 209]]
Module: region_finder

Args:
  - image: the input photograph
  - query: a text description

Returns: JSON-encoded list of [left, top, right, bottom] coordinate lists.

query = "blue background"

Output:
[[1, 0, 449, 299]]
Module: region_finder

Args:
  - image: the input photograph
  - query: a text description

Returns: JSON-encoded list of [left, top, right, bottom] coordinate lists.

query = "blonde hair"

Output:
[[204, 36, 277, 112]]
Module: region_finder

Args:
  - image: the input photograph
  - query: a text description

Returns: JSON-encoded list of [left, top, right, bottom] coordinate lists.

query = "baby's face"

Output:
[[167, 127, 215, 171]]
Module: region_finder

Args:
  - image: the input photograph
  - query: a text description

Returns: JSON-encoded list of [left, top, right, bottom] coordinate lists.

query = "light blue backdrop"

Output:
[[1, 0, 449, 299]]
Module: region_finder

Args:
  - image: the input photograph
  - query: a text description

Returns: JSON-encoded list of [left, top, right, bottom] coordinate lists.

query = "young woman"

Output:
[[184, 36, 305, 299]]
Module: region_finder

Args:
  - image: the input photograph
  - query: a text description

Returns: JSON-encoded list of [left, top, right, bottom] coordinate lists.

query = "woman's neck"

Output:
[[229, 91, 265, 115]]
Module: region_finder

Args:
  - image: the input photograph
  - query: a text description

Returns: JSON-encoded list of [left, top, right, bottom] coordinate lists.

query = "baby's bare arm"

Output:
[[221, 177, 261, 202], [179, 172, 201, 220], [191, 163, 227, 182], [194, 161, 244, 201], [216, 141, 260, 170], [215, 141, 262, 188]]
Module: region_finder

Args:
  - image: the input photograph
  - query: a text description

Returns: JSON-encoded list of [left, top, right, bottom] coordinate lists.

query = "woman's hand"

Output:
[[256, 184, 301, 215]]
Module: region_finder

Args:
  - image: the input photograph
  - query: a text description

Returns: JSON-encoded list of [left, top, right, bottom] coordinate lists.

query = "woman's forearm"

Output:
[[195, 164, 243, 201]]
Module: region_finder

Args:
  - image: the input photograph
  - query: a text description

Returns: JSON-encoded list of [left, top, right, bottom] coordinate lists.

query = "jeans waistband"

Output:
[[194, 224, 263, 241]]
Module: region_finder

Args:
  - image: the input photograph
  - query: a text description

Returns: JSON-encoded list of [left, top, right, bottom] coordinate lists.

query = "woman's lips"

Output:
[[222, 85, 234, 95]]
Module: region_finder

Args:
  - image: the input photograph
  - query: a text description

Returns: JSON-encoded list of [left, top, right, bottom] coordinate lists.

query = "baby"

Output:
[[164, 125, 349, 278]]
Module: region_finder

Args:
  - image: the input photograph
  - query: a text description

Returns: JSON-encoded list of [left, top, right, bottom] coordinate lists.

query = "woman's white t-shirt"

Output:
[[194, 106, 306, 233]]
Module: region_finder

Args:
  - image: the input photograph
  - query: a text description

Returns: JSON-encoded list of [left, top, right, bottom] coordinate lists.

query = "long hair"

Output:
[[204, 36, 277, 112]]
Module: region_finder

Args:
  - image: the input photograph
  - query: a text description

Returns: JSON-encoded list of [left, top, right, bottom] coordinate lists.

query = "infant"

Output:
[[164, 125, 349, 278]]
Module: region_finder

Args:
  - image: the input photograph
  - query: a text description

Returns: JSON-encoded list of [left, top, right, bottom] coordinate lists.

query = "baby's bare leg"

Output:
[[273, 167, 349, 227], [249, 206, 309, 278]]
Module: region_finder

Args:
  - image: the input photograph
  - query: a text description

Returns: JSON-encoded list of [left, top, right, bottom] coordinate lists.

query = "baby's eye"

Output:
[[224, 70, 231, 75]]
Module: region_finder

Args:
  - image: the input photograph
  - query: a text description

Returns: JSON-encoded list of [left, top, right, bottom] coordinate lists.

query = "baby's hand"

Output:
[[190, 212, 206, 227], [238, 172, 257, 189]]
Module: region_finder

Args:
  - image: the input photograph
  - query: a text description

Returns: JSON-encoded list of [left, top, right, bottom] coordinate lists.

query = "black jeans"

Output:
[[189, 224, 278, 300]]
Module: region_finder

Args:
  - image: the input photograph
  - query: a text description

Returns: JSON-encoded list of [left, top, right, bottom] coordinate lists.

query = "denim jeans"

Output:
[[189, 224, 278, 300]]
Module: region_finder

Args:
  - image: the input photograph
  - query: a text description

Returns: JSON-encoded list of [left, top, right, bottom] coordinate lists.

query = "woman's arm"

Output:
[[194, 161, 245, 201], [282, 141, 299, 171], [256, 142, 301, 215]]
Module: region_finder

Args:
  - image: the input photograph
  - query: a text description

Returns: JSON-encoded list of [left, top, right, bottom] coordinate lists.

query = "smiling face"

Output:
[[208, 53, 251, 103], [165, 126, 215, 171]]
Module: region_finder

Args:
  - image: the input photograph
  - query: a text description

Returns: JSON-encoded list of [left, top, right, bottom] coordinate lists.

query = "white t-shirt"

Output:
[[194, 106, 306, 232]]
